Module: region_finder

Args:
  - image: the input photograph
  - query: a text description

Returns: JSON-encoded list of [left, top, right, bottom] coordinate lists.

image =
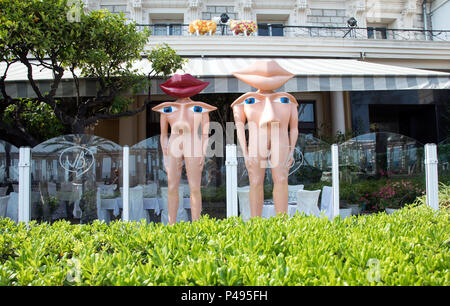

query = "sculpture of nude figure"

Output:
[[231, 60, 299, 217], [152, 74, 216, 225]]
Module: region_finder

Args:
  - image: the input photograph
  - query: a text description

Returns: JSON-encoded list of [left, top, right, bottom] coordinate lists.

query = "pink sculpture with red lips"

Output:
[[152, 74, 217, 225], [231, 60, 299, 218]]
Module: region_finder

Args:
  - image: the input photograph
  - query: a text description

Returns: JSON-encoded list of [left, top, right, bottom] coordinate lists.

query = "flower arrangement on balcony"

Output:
[[188, 19, 218, 36], [229, 20, 257, 36]]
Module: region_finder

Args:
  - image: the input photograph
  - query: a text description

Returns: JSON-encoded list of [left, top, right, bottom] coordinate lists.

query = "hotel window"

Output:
[[298, 101, 316, 134], [153, 24, 182, 36], [149, 13, 184, 36], [258, 23, 284, 36], [367, 26, 387, 39], [256, 14, 288, 37]]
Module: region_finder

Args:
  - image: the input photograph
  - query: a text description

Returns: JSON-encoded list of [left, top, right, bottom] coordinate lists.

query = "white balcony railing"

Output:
[[137, 23, 450, 42]]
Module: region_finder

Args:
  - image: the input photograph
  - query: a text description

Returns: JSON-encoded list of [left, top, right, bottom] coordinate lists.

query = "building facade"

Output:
[[74, 1, 450, 145]]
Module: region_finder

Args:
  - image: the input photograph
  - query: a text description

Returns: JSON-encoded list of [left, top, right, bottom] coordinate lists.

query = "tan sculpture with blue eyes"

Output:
[[152, 74, 217, 225], [231, 60, 298, 218]]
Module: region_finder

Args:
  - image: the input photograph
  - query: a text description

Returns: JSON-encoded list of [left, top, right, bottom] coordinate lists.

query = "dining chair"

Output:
[[288, 184, 304, 203], [160, 186, 189, 224], [128, 185, 148, 222], [237, 186, 251, 221], [0, 195, 10, 218], [320, 186, 333, 219], [296, 189, 321, 217], [0, 187, 7, 196]]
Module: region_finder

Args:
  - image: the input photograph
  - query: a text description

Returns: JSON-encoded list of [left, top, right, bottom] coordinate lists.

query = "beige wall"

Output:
[[93, 95, 147, 146]]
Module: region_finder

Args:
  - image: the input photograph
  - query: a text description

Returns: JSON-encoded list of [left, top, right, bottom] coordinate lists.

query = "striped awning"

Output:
[[1, 58, 450, 98]]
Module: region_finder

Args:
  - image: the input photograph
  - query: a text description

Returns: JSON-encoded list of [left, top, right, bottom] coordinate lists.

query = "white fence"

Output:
[[2, 137, 441, 224]]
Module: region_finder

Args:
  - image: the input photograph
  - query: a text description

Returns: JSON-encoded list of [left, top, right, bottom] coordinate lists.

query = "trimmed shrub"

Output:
[[0, 205, 448, 286]]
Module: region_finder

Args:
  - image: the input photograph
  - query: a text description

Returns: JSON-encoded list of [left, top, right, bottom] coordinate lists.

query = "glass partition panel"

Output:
[[236, 134, 332, 219], [31, 135, 122, 224], [130, 135, 226, 224], [437, 138, 450, 189], [0, 140, 19, 222], [339, 133, 425, 216]]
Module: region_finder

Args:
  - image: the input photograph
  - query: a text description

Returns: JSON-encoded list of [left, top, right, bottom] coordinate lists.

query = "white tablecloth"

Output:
[[100, 197, 191, 217], [261, 200, 297, 218]]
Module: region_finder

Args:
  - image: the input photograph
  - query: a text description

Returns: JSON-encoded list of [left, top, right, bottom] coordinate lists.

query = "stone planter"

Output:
[[347, 204, 361, 215], [385, 208, 399, 215], [339, 208, 352, 219]]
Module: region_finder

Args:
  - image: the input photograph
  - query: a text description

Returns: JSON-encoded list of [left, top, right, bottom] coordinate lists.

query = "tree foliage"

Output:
[[0, 0, 186, 146]]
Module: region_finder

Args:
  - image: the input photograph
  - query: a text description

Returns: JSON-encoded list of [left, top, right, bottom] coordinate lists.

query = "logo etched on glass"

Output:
[[59, 146, 95, 178], [266, 146, 304, 176]]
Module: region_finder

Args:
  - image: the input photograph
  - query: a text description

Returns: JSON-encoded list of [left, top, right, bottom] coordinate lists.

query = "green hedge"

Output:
[[0, 205, 448, 286]]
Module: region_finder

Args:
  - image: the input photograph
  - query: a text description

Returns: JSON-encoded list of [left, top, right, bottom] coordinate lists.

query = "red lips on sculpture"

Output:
[[159, 74, 209, 98]]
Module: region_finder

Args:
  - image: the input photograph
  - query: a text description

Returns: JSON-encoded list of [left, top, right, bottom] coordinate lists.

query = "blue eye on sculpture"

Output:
[[193, 106, 203, 113], [163, 106, 173, 113], [245, 97, 255, 104], [274, 97, 290, 104], [280, 97, 290, 104]]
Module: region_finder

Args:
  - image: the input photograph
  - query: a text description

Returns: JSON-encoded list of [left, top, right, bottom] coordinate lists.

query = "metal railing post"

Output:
[[122, 146, 130, 221], [18, 147, 31, 224], [226, 144, 238, 217], [424, 143, 439, 211], [331, 144, 340, 219]]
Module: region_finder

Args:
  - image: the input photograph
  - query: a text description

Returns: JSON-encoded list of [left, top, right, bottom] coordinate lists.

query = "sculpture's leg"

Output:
[[246, 157, 266, 217], [184, 157, 204, 221], [271, 149, 290, 215], [166, 155, 183, 225]]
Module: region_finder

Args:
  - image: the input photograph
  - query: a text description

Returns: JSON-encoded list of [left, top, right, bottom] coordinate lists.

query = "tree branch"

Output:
[[82, 94, 152, 127]]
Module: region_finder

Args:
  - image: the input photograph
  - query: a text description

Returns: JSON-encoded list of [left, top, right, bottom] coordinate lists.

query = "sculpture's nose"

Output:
[[172, 108, 191, 135], [259, 98, 279, 128]]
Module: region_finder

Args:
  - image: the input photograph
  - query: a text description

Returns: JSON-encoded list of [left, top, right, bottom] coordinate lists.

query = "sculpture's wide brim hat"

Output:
[[159, 74, 209, 98], [232, 60, 294, 91]]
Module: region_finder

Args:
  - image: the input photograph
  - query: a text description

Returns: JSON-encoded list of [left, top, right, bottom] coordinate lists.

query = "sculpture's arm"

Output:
[[160, 114, 169, 156], [233, 105, 248, 157], [289, 103, 299, 155], [201, 113, 210, 157]]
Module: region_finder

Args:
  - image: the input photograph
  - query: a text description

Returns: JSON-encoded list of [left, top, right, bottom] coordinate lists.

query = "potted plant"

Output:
[[341, 183, 363, 215]]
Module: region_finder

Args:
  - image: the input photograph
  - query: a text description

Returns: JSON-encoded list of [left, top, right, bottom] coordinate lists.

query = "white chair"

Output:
[[0, 195, 10, 218], [142, 183, 157, 198], [320, 186, 333, 220], [237, 186, 251, 221], [0, 165, 5, 182], [160, 186, 189, 224], [5, 192, 18, 222], [128, 185, 148, 222], [72, 183, 83, 219], [118, 186, 148, 222], [97, 187, 111, 222], [296, 189, 321, 217], [99, 184, 116, 197], [288, 184, 304, 203], [0, 187, 8, 196]]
